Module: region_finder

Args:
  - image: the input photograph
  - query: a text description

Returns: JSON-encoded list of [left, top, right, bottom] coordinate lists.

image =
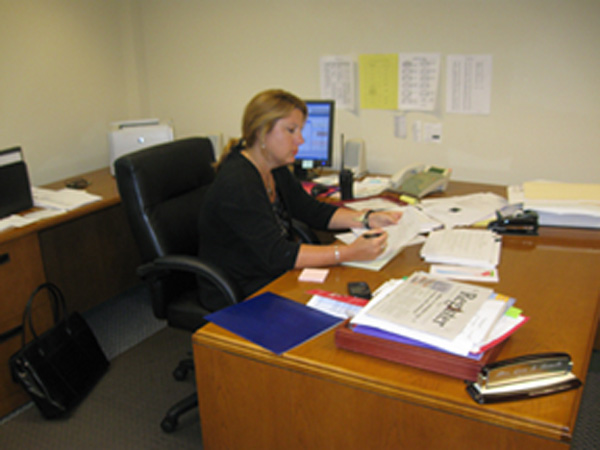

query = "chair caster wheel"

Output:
[[161, 416, 178, 433], [173, 366, 188, 381]]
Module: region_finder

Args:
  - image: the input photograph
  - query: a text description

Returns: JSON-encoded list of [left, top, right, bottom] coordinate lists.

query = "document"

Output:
[[306, 289, 369, 320], [419, 192, 507, 229], [351, 272, 509, 356], [358, 54, 399, 110], [509, 181, 600, 228], [344, 198, 442, 234], [398, 53, 441, 111], [523, 180, 600, 202], [32, 187, 102, 211], [320, 55, 356, 111], [446, 54, 492, 115], [429, 264, 499, 283], [337, 207, 424, 271], [360, 272, 493, 341], [420, 229, 502, 269]]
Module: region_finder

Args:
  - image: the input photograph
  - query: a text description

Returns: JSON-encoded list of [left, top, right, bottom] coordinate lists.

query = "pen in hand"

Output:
[[363, 232, 384, 239]]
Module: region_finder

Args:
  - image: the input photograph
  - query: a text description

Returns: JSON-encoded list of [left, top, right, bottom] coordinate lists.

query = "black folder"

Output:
[[0, 147, 33, 218]]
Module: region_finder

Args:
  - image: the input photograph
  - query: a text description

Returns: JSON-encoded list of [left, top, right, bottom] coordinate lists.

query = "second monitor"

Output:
[[293, 100, 335, 180]]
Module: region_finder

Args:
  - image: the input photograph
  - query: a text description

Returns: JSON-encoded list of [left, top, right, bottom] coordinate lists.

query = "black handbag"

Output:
[[9, 282, 109, 419]]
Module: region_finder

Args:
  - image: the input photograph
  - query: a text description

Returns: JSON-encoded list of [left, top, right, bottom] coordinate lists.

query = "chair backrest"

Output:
[[114, 137, 216, 263]]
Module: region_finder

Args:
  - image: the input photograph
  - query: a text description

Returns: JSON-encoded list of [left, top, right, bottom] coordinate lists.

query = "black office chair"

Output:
[[114, 137, 319, 432], [114, 137, 242, 432]]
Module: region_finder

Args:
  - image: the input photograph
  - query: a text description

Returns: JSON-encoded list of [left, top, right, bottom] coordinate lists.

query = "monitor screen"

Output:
[[294, 100, 335, 179]]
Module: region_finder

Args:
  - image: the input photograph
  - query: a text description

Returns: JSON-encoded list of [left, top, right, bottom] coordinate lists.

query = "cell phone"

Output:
[[347, 281, 372, 300]]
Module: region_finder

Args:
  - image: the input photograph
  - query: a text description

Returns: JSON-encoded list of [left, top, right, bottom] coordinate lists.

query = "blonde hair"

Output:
[[217, 89, 307, 167]]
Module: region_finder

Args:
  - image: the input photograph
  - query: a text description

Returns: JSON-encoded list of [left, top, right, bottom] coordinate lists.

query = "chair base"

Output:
[[160, 392, 198, 433]]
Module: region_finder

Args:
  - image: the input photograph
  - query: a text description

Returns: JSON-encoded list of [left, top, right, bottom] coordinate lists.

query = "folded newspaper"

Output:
[[351, 272, 512, 356]]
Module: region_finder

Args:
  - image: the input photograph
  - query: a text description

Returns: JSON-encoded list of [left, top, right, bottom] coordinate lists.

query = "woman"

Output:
[[198, 89, 401, 301]]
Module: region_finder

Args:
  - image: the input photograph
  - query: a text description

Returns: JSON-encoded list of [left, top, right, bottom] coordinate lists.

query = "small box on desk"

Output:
[[334, 321, 505, 381]]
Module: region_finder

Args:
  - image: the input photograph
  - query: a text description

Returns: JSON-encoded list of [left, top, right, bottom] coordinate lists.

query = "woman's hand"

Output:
[[367, 210, 403, 229], [345, 229, 389, 261]]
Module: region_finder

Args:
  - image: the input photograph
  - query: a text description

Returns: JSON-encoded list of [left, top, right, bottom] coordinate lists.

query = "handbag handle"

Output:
[[21, 282, 68, 347]]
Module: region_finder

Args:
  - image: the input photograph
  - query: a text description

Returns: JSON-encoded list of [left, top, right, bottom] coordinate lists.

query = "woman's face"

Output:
[[263, 108, 305, 167]]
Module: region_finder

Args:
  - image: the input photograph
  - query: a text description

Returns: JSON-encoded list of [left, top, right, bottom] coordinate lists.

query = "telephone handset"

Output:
[[389, 163, 451, 198]]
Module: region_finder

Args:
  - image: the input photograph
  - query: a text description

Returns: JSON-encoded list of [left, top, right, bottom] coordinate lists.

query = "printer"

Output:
[[108, 119, 174, 175]]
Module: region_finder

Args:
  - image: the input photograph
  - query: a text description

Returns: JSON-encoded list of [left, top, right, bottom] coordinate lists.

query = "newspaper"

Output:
[[354, 272, 493, 342]]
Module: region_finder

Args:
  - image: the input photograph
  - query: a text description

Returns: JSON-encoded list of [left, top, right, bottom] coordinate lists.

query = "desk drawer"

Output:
[[0, 234, 52, 418]]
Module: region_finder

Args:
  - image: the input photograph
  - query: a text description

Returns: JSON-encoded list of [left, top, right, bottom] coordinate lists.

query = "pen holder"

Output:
[[339, 169, 354, 200]]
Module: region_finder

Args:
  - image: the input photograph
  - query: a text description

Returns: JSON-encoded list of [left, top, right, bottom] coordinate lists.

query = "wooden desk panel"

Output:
[[0, 167, 140, 417], [192, 181, 600, 449]]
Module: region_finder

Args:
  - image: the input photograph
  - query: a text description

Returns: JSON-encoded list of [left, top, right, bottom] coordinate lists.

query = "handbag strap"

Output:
[[21, 282, 68, 347]]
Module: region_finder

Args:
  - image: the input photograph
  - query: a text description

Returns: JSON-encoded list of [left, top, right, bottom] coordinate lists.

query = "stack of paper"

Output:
[[350, 272, 526, 357], [508, 181, 600, 229], [418, 192, 507, 229], [32, 187, 102, 211], [335, 207, 424, 271], [420, 228, 501, 270]]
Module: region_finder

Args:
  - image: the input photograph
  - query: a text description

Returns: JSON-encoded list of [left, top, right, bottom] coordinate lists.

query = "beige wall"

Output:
[[2, 0, 599, 186], [0, 0, 136, 185]]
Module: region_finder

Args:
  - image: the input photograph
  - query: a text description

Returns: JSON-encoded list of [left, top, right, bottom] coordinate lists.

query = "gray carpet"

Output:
[[0, 284, 202, 449], [0, 284, 598, 448]]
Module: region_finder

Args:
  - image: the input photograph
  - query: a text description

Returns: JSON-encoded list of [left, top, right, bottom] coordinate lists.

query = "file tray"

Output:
[[465, 352, 582, 404], [0, 147, 33, 219], [334, 321, 504, 381]]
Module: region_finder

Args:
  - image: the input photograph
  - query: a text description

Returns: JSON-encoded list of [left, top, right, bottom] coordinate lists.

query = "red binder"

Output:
[[334, 321, 505, 381]]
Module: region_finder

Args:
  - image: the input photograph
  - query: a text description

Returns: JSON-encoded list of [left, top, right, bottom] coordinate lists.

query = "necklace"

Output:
[[243, 150, 275, 200]]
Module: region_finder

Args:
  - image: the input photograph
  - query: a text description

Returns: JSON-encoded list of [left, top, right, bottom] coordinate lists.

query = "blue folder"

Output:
[[205, 292, 343, 355]]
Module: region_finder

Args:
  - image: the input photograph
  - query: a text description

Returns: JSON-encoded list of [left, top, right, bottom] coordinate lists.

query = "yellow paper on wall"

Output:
[[358, 54, 398, 110]]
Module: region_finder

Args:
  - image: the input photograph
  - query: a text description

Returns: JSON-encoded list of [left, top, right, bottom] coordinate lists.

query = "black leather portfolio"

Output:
[[0, 147, 33, 218]]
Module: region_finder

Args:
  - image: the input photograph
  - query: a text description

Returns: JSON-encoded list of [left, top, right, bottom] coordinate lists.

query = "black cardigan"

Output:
[[198, 151, 337, 299]]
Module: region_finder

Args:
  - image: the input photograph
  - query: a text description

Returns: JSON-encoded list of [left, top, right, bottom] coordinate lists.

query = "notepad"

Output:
[[205, 292, 343, 355]]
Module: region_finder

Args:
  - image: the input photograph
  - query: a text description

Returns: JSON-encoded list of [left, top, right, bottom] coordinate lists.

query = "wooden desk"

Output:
[[0, 168, 141, 417], [192, 181, 600, 449]]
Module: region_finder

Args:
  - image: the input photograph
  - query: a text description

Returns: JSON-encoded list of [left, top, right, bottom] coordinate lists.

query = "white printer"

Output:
[[108, 119, 174, 174]]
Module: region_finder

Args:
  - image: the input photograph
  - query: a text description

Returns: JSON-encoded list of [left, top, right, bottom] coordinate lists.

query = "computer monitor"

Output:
[[293, 100, 335, 180]]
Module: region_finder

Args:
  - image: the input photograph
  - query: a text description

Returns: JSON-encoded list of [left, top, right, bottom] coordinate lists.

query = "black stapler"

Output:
[[488, 209, 538, 235]]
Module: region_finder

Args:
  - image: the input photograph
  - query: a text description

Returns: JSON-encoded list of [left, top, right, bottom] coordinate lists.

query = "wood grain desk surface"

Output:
[[193, 180, 600, 445], [0, 167, 118, 245]]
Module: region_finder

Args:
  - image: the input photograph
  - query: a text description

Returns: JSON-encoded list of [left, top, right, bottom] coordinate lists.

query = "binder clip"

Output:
[[487, 209, 538, 235], [466, 352, 581, 404]]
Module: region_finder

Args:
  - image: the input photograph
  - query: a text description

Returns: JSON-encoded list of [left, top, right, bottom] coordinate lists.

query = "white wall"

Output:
[[0, 0, 136, 185], [136, 0, 600, 185], [1, 0, 599, 186]]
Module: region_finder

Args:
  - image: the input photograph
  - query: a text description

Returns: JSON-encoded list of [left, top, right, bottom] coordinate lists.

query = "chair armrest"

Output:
[[137, 254, 241, 307], [291, 219, 320, 244]]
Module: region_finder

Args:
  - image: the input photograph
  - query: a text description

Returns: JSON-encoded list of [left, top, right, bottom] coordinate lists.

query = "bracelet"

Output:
[[363, 209, 374, 229], [334, 245, 340, 263]]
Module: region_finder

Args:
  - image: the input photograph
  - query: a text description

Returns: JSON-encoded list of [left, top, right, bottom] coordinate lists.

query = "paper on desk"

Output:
[[306, 289, 369, 319], [352, 176, 391, 198], [430, 264, 499, 283], [0, 215, 33, 231], [33, 187, 102, 211], [420, 228, 501, 269], [0, 208, 66, 232], [345, 198, 442, 234], [336, 207, 423, 271], [523, 180, 600, 202], [351, 272, 504, 356], [419, 192, 507, 229], [509, 182, 600, 228]]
